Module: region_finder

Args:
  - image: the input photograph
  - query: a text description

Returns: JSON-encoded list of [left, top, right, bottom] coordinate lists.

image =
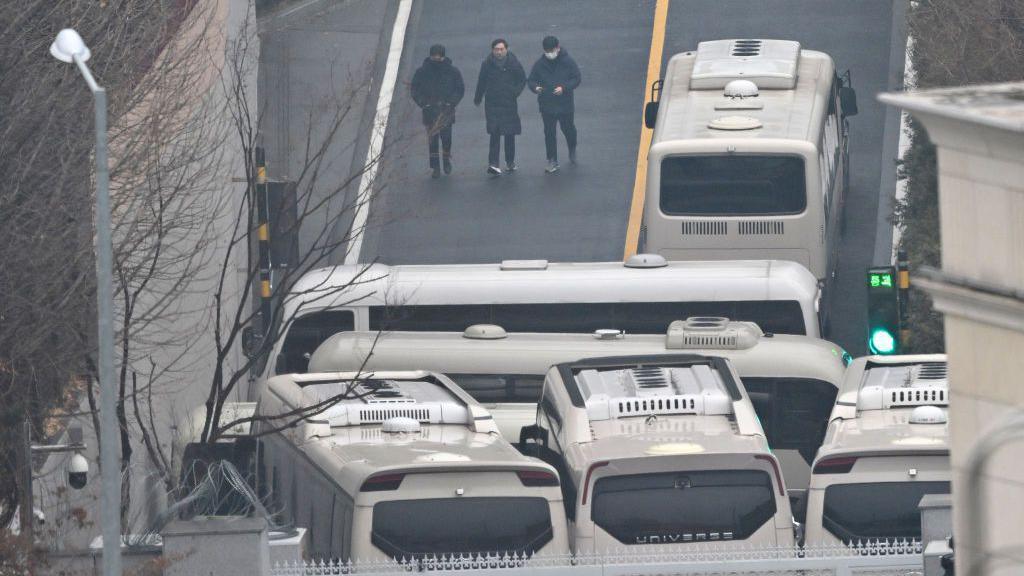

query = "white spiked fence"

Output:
[[271, 542, 924, 576]]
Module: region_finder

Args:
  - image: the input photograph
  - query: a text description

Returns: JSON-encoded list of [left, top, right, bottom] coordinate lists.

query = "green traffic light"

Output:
[[869, 328, 896, 355]]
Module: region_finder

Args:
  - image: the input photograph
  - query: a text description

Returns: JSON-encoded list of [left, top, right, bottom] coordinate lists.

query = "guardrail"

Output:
[[271, 542, 924, 576]]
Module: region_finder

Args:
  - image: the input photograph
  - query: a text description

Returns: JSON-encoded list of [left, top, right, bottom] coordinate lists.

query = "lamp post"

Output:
[[49, 28, 121, 576]]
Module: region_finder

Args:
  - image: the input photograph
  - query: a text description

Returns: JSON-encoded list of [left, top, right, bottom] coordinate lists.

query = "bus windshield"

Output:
[[660, 155, 806, 216]]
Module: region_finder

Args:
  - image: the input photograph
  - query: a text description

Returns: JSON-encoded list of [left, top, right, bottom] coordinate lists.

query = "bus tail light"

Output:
[[580, 461, 609, 505], [360, 473, 405, 492], [517, 470, 559, 487], [812, 456, 857, 474], [754, 454, 786, 496]]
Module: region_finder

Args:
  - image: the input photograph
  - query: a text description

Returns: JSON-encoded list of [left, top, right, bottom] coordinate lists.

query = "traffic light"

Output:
[[866, 266, 900, 354]]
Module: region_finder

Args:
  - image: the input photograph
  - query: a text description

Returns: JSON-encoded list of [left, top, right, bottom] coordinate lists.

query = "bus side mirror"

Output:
[[241, 326, 262, 358], [644, 101, 660, 129], [840, 86, 858, 117], [519, 424, 546, 447]]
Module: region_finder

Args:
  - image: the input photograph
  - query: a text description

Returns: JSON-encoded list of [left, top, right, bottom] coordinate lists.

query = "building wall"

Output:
[[885, 85, 1024, 576]]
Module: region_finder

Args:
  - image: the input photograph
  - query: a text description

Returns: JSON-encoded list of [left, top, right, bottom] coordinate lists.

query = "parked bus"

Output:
[[309, 317, 849, 489], [255, 370, 570, 562], [642, 39, 858, 319], [261, 257, 822, 379], [803, 355, 950, 546], [522, 354, 795, 552]]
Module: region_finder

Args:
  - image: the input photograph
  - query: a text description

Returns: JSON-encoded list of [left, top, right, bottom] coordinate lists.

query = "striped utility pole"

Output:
[[255, 147, 273, 335], [896, 248, 911, 347]]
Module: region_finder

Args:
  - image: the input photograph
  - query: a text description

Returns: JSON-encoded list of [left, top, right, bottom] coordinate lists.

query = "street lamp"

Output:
[[49, 28, 121, 576]]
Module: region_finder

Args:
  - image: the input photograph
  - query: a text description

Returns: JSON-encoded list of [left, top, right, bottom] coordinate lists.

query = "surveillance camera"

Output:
[[68, 452, 89, 489]]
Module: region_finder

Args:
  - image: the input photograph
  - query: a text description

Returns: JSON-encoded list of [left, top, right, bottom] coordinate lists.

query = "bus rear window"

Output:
[[823, 481, 951, 543], [742, 377, 838, 464], [592, 470, 776, 544], [448, 374, 545, 403], [660, 156, 806, 215], [371, 497, 553, 558]]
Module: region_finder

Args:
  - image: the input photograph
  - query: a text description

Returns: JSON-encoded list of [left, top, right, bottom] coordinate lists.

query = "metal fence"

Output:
[[271, 542, 924, 576]]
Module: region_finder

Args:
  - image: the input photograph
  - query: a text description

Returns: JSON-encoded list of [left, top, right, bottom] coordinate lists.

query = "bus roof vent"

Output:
[[915, 362, 948, 381], [500, 259, 548, 270], [578, 364, 732, 422], [624, 253, 668, 268], [708, 115, 762, 130], [318, 379, 474, 427], [462, 324, 508, 340], [690, 39, 801, 90], [857, 362, 950, 411], [665, 317, 763, 350]]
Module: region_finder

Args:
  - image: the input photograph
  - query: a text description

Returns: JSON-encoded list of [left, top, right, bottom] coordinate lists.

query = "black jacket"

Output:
[[527, 49, 581, 115], [473, 53, 526, 135], [411, 57, 465, 128]]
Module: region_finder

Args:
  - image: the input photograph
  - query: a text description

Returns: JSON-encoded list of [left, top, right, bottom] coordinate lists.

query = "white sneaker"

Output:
[[545, 160, 560, 174], [487, 165, 502, 175]]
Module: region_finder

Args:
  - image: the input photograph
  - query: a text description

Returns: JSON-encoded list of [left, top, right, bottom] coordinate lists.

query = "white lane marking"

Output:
[[891, 33, 914, 263], [345, 0, 413, 265]]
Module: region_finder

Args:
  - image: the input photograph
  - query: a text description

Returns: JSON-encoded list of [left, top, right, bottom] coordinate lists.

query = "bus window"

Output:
[[370, 304, 493, 331], [742, 377, 837, 463], [660, 156, 807, 216], [370, 301, 807, 337], [823, 481, 951, 543], [592, 470, 777, 544], [277, 310, 354, 374], [371, 497, 553, 558], [447, 374, 545, 403]]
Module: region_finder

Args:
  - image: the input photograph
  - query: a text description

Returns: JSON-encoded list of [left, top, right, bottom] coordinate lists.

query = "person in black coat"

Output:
[[527, 36, 581, 173], [474, 38, 526, 175], [411, 44, 465, 178]]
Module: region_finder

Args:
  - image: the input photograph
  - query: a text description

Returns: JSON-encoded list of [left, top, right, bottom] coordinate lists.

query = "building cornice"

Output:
[[914, 267, 1024, 333]]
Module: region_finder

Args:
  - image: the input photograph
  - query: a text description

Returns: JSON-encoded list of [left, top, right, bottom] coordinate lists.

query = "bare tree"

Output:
[[0, 0, 207, 532], [194, 11, 403, 447]]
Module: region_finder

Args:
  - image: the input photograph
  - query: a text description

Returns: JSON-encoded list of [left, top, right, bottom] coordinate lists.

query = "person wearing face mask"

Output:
[[411, 44, 466, 178], [527, 35, 581, 174], [474, 38, 527, 176]]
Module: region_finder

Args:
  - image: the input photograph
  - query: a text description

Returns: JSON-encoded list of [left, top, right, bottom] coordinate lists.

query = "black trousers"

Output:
[[488, 134, 516, 166], [541, 110, 577, 162], [428, 125, 453, 169]]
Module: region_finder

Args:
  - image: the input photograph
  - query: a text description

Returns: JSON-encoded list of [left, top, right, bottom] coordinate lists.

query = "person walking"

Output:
[[527, 35, 581, 174], [473, 38, 526, 176], [411, 44, 465, 178]]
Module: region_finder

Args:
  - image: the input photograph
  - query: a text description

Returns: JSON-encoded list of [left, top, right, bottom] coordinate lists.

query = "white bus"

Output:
[[255, 370, 570, 562], [803, 355, 950, 546], [642, 39, 858, 293], [525, 354, 795, 552], [262, 257, 822, 378], [308, 317, 849, 490]]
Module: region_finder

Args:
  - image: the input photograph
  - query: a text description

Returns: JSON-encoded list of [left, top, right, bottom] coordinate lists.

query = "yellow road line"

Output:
[[623, 0, 670, 260]]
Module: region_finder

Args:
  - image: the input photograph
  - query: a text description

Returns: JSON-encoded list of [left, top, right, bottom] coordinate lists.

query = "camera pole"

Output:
[[17, 419, 34, 544]]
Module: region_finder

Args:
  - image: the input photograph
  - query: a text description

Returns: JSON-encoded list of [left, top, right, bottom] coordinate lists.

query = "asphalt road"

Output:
[[358, 0, 655, 264], [262, 0, 906, 355]]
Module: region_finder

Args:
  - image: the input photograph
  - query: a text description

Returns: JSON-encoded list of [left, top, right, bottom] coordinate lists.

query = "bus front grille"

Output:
[[681, 221, 728, 235], [738, 221, 785, 235]]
